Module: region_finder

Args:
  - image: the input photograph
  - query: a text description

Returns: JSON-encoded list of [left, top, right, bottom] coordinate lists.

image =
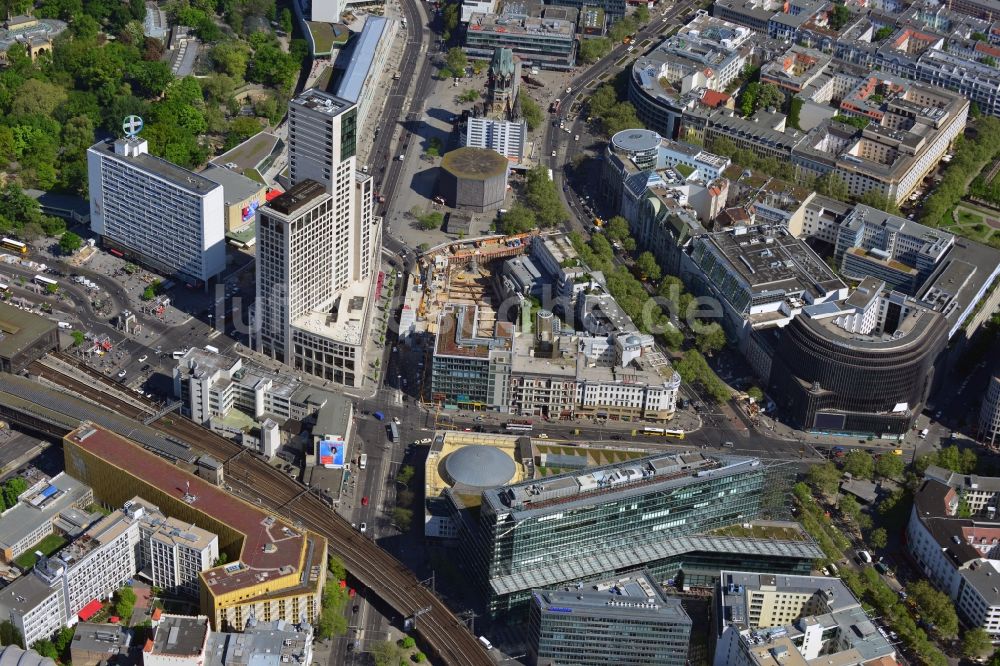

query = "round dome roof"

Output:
[[441, 445, 516, 489], [611, 128, 661, 154]]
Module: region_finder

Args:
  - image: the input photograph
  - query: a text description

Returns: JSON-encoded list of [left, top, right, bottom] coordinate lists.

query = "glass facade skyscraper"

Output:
[[452, 453, 816, 616]]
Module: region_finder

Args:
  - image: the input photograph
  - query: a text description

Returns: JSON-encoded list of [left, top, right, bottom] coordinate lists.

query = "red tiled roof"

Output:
[[68, 425, 306, 596], [78, 599, 102, 621], [701, 90, 730, 108]]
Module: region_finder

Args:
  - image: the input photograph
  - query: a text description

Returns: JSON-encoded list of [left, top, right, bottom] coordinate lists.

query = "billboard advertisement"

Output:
[[318, 439, 345, 468], [242, 200, 260, 222]]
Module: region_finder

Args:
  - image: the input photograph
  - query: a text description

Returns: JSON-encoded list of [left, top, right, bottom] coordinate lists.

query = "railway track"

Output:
[[35, 353, 491, 666]]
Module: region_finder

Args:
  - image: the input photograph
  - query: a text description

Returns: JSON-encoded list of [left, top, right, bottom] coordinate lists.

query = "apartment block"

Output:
[[87, 138, 225, 284], [712, 571, 897, 666], [125, 498, 218, 598]]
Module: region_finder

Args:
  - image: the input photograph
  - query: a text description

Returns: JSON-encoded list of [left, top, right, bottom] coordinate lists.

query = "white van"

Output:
[[172, 350, 188, 359], [204, 345, 220, 354], [857, 550, 872, 564], [478, 637, 493, 651], [57, 322, 72, 329], [919, 428, 929, 439]]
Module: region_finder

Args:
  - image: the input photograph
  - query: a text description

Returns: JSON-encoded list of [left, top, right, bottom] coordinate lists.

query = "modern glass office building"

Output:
[[528, 571, 692, 666], [451, 452, 817, 616]]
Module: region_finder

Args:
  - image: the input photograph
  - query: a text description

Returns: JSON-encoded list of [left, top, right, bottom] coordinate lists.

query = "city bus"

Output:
[[634, 427, 685, 439], [33, 275, 57, 288], [0, 281, 8, 292], [504, 419, 534, 432], [388, 422, 400, 443], [1, 238, 27, 255]]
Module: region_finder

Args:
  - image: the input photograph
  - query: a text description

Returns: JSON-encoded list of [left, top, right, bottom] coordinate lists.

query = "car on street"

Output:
[[551, 150, 557, 157], [359, 522, 367, 533], [419, 438, 432, 444], [117, 370, 127, 378], [393, 416, 401, 425], [537, 433, 549, 439], [361, 496, 369, 506], [138, 354, 147, 363]]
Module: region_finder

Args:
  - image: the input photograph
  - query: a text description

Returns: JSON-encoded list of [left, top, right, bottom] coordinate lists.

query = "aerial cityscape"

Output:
[[0, 0, 999, 662]]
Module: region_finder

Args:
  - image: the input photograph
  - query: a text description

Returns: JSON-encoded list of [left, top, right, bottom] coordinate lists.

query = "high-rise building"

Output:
[[253, 89, 378, 389], [528, 571, 692, 666], [87, 137, 225, 284], [979, 366, 1000, 448]]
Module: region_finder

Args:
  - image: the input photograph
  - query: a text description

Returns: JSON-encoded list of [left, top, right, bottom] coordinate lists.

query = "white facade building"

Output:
[[465, 117, 527, 162], [87, 138, 225, 284], [125, 498, 217, 598]]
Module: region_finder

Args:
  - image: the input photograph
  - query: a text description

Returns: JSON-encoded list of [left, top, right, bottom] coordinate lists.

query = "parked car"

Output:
[[361, 496, 369, 506], [359, 522, 367, 533]]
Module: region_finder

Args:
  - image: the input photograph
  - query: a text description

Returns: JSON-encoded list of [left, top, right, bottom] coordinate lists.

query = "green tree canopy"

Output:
[[870, 527, 888, 550], [446, 47, 468, 76], [807, 461, 841, 495], [519, 95, 543, 130], [909, 580, 959, 638], [964, 628, 993, 660], [59, 231, 82, 255], [635, 251, 661, 281], [874, 453, 905, 481], [843, 450, 874, 479]]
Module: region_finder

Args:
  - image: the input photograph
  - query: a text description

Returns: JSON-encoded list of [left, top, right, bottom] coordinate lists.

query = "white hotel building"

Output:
[[87, 137, 225, 284]]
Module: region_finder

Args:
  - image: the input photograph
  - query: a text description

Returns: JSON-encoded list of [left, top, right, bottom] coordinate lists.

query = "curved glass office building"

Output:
[[765, 303, 950, 435]]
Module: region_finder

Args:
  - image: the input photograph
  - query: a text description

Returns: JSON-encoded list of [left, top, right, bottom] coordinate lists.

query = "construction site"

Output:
[[399, 231, 540, 344]]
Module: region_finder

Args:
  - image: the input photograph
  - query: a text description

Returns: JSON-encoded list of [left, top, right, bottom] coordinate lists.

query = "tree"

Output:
[[519, 95, 543, 130], [578, 37, 612, 64], [843, 450, 874, 479], [909, 580, 959, 638], [0, 620, 23, 648], [747, 386, 764, 402], [635, 251, 661, 281], [708, 136, 737, 157], [114, 586, 137, 620], [695, 322, 727, 355], [756, 83, 784, 112], [59, 231, 82, 255], [413, 653, 427, 663], [328, 555, 346, 580], [415, 211, 444, 230], [52, 626, 75, 660], [392, 507, 413, 531], [315, 582, 348, 638], [828, 2, 852, 30], [964, 628, 993, 660], [874, 453, 904, 481], [31, 640, 58, 660], [815, 172, 849, 200], [787, 97, 804, 130], [839, 494, 862, 522], [71, 330, 85, 346], [279, 7, 293, 33], [446, 47, 468, 76], [500, 204, 537, 234], [370, 641, 404, 666], [870, 527, 888, 550], [400, 637, 416, 649], [635, 4, 650, 22], [2, 477, 27, 508], [605, 216, 631, 242], [807, 462, 840, 495], [396, 465, 415, 487], [739, 81, 759, 117]]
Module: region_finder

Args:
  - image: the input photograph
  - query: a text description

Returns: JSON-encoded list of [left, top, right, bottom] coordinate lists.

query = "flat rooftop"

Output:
[[466, 12, 576, 38], [91, 139, 220, 196], [434, 304, 513, 359], [700, 226, 844, 297], [534, 570, 691, 624], [289, 88, 355, 117], [292, 275, 374, 346], [149, 615, 208, 657], [266, 180, 329, 217], [0, 301, 56, 360], [484, 453, 759, 519], [200, 165, 266, 205], [64, 425, 310, 597], [0, 472, 92, 552]]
